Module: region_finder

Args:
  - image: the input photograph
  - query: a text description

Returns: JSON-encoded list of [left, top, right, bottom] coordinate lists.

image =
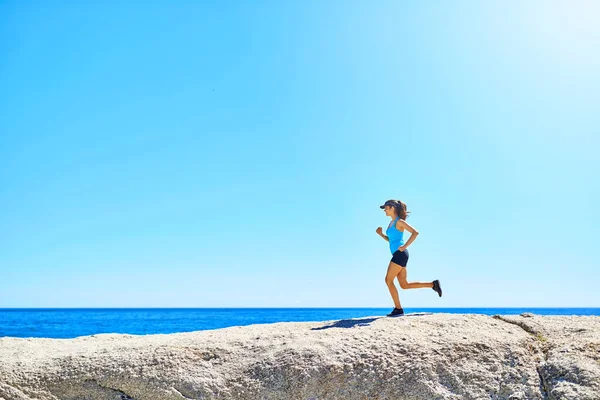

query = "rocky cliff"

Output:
[[1, 313, 598, 400]]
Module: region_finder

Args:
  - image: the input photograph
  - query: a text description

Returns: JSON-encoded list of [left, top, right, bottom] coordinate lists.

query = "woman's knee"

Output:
[[385, 276, 395, 285], [398, 280, 409, 289]]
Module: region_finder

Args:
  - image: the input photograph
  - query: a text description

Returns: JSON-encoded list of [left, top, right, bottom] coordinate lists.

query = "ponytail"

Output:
[[395, 200, 410, 220]]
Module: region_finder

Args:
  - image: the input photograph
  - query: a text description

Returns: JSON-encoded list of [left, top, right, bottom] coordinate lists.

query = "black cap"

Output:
[[379, 199, 396, 209]]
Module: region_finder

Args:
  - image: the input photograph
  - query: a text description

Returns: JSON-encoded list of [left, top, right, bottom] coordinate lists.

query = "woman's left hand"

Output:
[[398, 246, 406, 252]]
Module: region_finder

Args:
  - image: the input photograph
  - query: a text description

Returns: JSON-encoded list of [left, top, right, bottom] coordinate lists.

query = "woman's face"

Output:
[[384, 205, 393, 216]]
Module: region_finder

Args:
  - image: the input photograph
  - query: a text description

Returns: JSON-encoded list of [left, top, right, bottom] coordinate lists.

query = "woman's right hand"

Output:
[[376, 227, 383, 236]]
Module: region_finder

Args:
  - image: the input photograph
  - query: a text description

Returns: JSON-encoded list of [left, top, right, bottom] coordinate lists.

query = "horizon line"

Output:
[[1, 306, 599, 310]]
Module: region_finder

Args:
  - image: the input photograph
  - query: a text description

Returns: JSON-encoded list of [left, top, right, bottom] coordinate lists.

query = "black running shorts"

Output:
[[391, 249, 409, 267]]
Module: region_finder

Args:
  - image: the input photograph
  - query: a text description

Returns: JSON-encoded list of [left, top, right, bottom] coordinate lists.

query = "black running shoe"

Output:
[[432, 280, 442, 297], [387, 307, 404, 317]]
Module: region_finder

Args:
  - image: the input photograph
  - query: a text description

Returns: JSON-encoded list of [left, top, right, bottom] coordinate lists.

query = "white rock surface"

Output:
[[0, 313, 598, 399]]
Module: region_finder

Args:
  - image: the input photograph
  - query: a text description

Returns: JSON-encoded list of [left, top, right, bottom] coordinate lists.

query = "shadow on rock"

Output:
[[311, 317, 382, 330]]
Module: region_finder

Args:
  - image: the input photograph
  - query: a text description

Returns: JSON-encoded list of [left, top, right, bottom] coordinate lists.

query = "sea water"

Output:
[[1, 308, 598, 339]]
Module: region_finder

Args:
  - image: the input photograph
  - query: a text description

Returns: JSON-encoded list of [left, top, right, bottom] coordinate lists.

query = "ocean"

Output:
[[1, 308, 598, 339]]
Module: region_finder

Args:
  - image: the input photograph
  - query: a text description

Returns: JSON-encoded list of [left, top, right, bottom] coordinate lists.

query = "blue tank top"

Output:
[[386, 216, 405, 254]]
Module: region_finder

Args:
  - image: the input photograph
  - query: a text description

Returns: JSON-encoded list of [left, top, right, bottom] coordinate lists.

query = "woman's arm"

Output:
[[376, 227, 389, 242], [397, 219, 419, 251]]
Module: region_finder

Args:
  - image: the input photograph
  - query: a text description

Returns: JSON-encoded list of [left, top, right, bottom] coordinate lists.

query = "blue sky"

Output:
[[1, 0, 598, 308]]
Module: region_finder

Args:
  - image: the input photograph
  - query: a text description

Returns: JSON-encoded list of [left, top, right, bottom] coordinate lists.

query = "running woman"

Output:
[[375, 199, 442, 317]]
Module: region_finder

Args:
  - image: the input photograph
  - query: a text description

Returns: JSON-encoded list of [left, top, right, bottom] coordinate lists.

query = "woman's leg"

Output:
[[385, 261, 403, 308], [396, 267, 434, 289]]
